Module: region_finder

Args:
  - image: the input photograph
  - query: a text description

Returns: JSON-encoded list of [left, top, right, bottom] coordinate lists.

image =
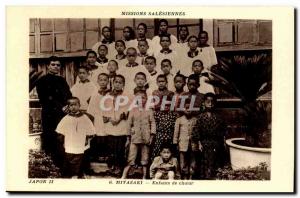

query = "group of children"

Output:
[[37, 19, 227, 180]]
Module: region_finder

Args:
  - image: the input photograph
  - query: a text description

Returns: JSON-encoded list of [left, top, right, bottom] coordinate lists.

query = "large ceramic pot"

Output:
[[29, 132, 42, 151], [226, 138, 271, 170]]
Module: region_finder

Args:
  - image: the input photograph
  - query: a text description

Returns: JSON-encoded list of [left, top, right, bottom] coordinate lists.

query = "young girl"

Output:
[[198, 31, 218, 70], [102, 75, 129, 177], [173, 102, 197, 179], [191, 93, 226, 179], [151, 74, 177, 160]]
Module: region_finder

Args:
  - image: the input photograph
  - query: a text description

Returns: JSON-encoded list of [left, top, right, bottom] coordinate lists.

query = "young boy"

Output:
[[152, 19, 178, 51], [144, 56, 159, 95], [160, 59, 175, 92], [87, 73, 110, 163], [198, 31, 218, 70], [114, 40, 127, 66], [173, 72, 187, 112], [121, 90, 156, 179], [133, 23, 153, 54], [71, 67, 97, 111], [137, 40, 152, 65], [36, 56, 72, 169], [92, 26, 115, 60], [133, 72, 149, 96], [173, 101, 198, 179], [192, 59, 215, 94], [119, 47, 149, 93], [154, 35, 179, 74], [107, 60, 119, 90], [56, 97, 96, 178], [150, 144, 180, 180]]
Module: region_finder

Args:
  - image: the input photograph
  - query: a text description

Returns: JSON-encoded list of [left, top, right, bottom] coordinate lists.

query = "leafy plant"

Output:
[[216, 163, 270, 180], [28, 149, 61, 178], [209, 54, 272, 147]]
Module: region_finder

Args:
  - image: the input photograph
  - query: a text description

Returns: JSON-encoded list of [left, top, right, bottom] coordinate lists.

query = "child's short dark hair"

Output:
[[135, 72, 147, 80], [161, 59, 172, 67], [160, 143, 172, 153], [157, 74, 168, 83], [126, 47, 137, 54], [47, 56, 60, 65], [198, 31, 208, 37], [138, 40, 149, 46], [187, 35, 198, 42], [204, 92, 217, 103], [67, 97, 80, 105], [78, 66, 89, 73], [188, 74, 200, 85], [159, 19, 169, 26], [102, 26, 111, 32], [160, 34, 171, 42], [174, 72, 187, 82], [108, 60, 119, 68], [86, 50, 97, 57], [192, 59, 204, 67], [138, 23, 148, 31], [98, 72, 109, 79], [115, 39, 126, 47], [114, 74, 126, 84], [134, 89, 147, 96], [98, 44, 108, 51], [145, 56, 156, 64]]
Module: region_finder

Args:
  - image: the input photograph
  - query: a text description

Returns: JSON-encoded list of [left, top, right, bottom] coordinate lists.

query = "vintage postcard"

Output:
[[6, 6, 294, 192]]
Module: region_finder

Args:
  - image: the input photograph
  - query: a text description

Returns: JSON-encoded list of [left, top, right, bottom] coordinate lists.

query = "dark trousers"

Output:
[[107, 135, 127, 168], [63, 153, 84, 178]]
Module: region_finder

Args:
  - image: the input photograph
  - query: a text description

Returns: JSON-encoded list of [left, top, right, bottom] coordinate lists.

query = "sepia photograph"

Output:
[[6, 6, 294, 192]]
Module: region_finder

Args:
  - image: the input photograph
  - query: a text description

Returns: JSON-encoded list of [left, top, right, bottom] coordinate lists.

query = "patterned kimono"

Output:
[[192, 111, 226, 179]]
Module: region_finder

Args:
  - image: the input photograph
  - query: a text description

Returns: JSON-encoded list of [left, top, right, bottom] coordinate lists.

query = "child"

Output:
[[151, 75, 177, 160], [191, 93, 226, 179], [87, 73, 110, 163], [102, 75, 129, 177], [123, 26, 136, 49], [173, 101, 198, 179], [107, 60, 119, 91], [160, 59, 175, 92], [154, 35, 179, 74], [181, 74, 205, 117], [119, 47, 149, 93], [152, 19, 178, 51], [144, 56, 159, 95], [173, 72, 187, 113], [150, 144, 180, 180], [192, 59, 215, 94], [177, 25, 189, 46], [133, 23, 153, 54], [137, 40, 152, 65], [133, 72, 150, 96], [114, 40, 127, 66], [121, 90, 156, 179], [71, 67, 97, 111], [56, 97, 96, 178], [92, 26, 115, 60], [198, 31, 218, 70]]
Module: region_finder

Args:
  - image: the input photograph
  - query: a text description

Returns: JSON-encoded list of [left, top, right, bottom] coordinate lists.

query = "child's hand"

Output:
[[125, 139, 130, 148], [62, 105, 69, 114], [111, 119, 120, 126], [149, 135, 154, 145], [191, 143, 198, 152], [103, 117, 110, 123], [198, 142, 203, 152]]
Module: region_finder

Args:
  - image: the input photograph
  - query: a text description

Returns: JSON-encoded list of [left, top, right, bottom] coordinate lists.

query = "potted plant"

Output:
[[209, 53, 272, 170]]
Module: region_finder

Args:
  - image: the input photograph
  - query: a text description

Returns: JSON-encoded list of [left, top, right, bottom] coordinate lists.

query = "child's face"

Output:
[[187, 79, 199, 93], [98, 75, 109, 89], [157, 77, 167, 90], [126, 49, 137, 63], [199, 33, 208, 45], [115, 42, 125, 53], [159, 22, 168, 33], [102, 28, 111, 40], [160, 36, 171, 49], [161, 148, 172, 161], [179, 27, 188, 39], [188, 37, 198, 50], [78, 68, 89, 82], [48, 61, 61, 75], [204, 96, 215, 110], [68, 99, 80, 113], [123, 27, 131, 41], [184, 103, 192, 116], [98, 46, 108, 57], [145, 59, 156, 73], [174, 76, 185, 91], [138, 41, 149, 54], [137, 25, 146, 37], [136, 92, 148, 107], [192, 61, 204, 74], [134, 74, 146, 87], [113, 77, 124, 91], [107, 61, 118, 73], [87, 53, 97, 65], [161, 61, 172, 75]]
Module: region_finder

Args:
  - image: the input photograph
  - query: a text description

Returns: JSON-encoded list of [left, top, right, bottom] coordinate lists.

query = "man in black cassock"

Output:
[[36, 56, 72, 169]]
